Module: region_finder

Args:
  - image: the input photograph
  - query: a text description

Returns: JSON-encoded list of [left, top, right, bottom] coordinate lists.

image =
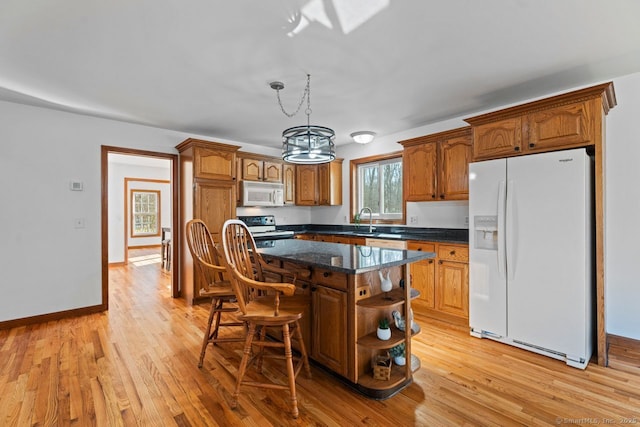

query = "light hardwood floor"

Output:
[[1, 248, 639, 426]]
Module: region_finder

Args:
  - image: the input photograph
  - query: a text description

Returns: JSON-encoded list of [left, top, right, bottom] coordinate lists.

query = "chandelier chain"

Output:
[[275, 74, 311, 118]]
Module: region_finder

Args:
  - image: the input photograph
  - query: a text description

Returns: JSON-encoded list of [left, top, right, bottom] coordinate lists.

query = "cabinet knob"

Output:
[[323, 271, 330, 278], [439, 260, 443, 265], [450, 250, 456, 255], [417, 248, 422, 251], [440, 194, 445, 199], [301, 284, 308, 289], [431, 194, 436, 199], [514, 146, 520, 152], [311, 286, 317, 292], [428, 259, 433, 264], [529, 143, 535, 148]]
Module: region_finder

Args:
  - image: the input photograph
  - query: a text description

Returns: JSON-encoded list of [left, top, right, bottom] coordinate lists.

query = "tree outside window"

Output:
[[356, 157, 402, 220], [131, 190, 160, 237]]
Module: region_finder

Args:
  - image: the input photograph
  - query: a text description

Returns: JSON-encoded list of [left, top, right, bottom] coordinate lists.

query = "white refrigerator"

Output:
[[468, 148, 593, 369]]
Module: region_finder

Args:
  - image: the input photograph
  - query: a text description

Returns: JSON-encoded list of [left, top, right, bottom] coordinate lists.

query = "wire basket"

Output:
[[372, 352, 392, 381]]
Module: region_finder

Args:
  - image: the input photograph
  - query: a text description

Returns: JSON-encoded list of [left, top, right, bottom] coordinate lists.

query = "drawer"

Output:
[[407, 241, 436, 253], [312, 268, 348, 291], [438, 244, 469, 262]]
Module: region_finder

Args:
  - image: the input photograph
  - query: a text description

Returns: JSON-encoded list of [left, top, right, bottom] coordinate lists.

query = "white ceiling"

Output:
[[2, 1, 639, 149]]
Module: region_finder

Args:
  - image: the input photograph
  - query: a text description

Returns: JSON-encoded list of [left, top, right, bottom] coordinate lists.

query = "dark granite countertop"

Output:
[[257, 239, 435, 274], [276, 224, 469, 244]]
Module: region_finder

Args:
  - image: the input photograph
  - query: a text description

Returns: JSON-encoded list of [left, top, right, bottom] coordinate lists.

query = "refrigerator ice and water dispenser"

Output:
[[474, 216, 498, 251]]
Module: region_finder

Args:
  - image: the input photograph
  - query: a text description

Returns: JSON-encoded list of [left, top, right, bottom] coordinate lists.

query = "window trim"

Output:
[[130, 189, 161, 238], [350, 150, 404, 225]]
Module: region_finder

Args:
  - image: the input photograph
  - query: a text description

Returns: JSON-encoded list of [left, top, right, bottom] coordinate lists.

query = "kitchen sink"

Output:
[[352, 232, 403, 239]]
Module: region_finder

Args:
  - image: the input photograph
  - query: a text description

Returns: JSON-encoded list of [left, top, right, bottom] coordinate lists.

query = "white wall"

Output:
[[0, 100, 266, 322], [107, 160, 171, 263], [605, 72, 640, 340]]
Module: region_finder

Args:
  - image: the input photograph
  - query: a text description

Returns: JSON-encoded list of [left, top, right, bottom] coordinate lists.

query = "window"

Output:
[[351, 152, 403, 223], [131, 190, 160, 237]]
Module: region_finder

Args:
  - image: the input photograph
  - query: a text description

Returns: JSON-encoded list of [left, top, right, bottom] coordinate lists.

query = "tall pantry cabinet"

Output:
[[176, 138, 240, 304]]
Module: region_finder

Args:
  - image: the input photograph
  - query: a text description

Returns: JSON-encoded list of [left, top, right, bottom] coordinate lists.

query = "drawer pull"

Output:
[[417, 248, 422, 251], [450, 250, 456, 255], [323, 271, 330, 278]]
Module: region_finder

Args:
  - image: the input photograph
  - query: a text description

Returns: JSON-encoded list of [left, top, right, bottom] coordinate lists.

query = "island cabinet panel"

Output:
[[312, 284, 347, 376], [436, 259, 469, 318]]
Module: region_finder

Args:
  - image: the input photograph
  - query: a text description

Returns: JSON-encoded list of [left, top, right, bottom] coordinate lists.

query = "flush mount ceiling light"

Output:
[[270, 74, 335, 164], [350, 131, 376, 144]]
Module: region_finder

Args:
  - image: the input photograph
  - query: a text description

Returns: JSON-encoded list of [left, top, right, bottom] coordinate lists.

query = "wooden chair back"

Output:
[[185, 219, 227, 294], [221, 219, 296, 316]]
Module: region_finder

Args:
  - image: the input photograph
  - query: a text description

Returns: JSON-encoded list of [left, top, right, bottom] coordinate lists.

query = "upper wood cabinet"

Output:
[[185, 141, 237, 181], [296, 165, 318, 205], [296, 160, 343, 206], [399, 127, 472, 201], [238, 154, 283, 183], [465, 83, 616, 161], [283, 163, 296, 205]]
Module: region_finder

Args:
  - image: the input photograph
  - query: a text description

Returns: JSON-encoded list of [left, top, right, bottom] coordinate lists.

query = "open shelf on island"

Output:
[[357, 287, 420, 309], [358, 327, 419, 349]]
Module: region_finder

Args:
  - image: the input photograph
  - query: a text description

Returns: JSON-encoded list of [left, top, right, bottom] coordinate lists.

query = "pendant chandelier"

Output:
[[270, 74, 335, 164]]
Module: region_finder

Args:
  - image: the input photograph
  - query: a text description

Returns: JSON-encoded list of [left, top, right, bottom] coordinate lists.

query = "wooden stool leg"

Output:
[[198, 297, 218, 368], [293, 320, 311, 379], [282, 323, 299, 419], [256, 325, 267, 373], [211, 301, 223, 343], [232, 322, 256, 409]]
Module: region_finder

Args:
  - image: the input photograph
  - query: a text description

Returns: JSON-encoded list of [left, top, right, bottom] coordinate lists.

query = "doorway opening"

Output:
[[101, 146, 180, 310]]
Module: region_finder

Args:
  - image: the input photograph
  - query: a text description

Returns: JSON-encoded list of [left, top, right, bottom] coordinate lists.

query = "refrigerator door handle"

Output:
[[497, 180, 506, 279], [506, 179, 516, 281]]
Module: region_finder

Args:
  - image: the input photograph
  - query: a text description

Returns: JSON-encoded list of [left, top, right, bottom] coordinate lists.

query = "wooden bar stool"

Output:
[[186, 219, 245, 367], [221, 219, 311, 419]]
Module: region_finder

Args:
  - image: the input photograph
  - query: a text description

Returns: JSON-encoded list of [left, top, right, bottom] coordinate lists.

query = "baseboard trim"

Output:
[[0, 304, 106, 330], [607, 333, 640, 375]]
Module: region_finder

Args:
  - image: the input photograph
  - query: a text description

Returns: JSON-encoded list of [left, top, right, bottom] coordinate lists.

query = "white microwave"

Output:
[[240, 181, 285, 207]]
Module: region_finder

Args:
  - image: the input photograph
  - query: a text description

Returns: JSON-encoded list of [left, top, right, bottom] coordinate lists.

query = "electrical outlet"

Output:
[[410, 216, 418, 224]]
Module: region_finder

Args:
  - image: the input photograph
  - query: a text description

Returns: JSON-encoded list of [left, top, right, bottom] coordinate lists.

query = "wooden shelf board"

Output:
[[357, 287, 420, 309]]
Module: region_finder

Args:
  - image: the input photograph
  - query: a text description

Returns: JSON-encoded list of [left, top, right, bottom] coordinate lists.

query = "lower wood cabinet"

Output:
[[311, 284, 347, 376], [408, 241, 469, 325]]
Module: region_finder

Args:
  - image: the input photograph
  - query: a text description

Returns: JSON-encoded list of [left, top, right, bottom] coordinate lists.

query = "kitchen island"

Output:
[[257, 239, 435, 399]]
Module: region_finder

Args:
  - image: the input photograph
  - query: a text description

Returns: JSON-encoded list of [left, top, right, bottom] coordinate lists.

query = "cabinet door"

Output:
[[436, 260, 469, 319], [283, 164, 296, 204], [404, 143, 437, 201], [438, 135, 472, 200], [241, 158, 263, 181], [263, 161, 283, 182], [526, 101, 592, 152], [473, 117, 522, 160], [407, 242, 436, 308], [194, 181, 236, 244], [317, 161, 343, 206], [296, 165, 318, 205], [194, 147, 236, 181], [312, 285, 347, 376]]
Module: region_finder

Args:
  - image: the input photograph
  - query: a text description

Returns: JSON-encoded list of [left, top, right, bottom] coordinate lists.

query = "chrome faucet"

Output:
[[359, 207, 375, 233]]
